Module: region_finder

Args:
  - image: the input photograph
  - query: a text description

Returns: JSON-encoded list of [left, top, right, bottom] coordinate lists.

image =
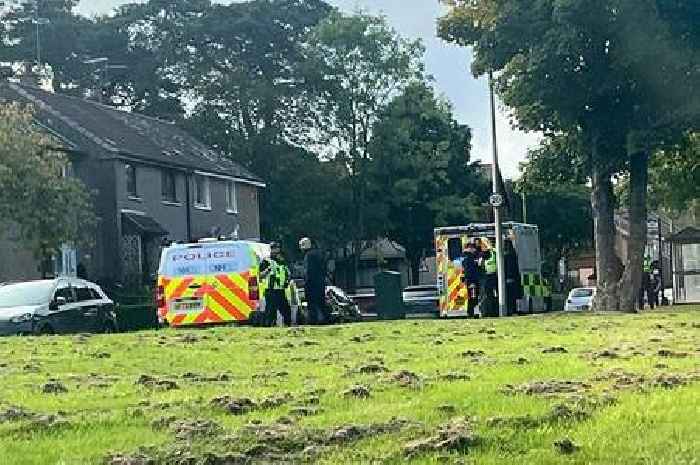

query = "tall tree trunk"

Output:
[[617, 144, 650, 312], [590, 135, 622, 311]]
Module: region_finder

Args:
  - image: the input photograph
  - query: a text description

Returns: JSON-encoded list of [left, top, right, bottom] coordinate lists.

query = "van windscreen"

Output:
[[162, 244, 254, 277]]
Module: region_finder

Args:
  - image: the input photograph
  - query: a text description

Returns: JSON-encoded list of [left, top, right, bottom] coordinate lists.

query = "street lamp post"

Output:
[[488, 71, 507, 318]]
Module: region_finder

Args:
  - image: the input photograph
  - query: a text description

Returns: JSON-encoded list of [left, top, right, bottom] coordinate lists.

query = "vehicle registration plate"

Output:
[[172, 301, 202, 313]]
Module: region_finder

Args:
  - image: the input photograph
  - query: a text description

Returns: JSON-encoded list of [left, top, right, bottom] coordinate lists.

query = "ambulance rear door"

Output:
[[435, 232, 469, 317]]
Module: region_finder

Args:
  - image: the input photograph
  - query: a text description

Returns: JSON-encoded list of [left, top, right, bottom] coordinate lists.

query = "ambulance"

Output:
[[434, 222, 548, 317], [156, 239, 269, 327]]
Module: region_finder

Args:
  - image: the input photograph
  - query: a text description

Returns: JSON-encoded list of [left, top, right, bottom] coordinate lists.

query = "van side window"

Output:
[[448, 238, 463, 261]]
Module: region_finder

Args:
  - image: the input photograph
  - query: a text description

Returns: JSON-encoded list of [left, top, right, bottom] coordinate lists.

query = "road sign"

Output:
[[489, 193, 504, 208]]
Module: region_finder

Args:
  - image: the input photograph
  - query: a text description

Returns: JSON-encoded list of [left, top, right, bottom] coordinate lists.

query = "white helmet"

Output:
[[299, 237, 312, 251]]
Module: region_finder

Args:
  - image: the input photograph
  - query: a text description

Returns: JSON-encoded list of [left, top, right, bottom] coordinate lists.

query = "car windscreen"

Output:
[[571, 289, 594, 298], [162, 244, 255, 277], [0, 281, 54, 308]]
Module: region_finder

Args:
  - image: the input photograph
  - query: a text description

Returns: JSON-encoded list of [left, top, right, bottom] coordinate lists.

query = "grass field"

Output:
[[0, 308, 698, 465]]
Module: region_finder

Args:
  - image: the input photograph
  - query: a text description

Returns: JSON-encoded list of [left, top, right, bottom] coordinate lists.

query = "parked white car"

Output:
[[564, 287, 596, 312]]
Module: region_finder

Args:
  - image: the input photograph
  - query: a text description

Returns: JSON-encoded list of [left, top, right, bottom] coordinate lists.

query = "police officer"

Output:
[[478, 237, 498, 317], [638, 254, 652, 310], [260, 242, 292, 326]]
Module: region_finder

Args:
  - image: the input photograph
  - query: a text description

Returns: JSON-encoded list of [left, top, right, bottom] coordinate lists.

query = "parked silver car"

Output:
[[0, 279, 118, 336], [564, 287, 596, 312]]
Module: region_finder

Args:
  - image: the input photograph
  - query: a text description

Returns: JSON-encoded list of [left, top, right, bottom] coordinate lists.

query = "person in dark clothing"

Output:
[[76, 262, 88, 280], [300, 237, 329, 325], [461, 242, 480, 318], [648, 272, 660, 309], [477, 237, 498, 317], [503, 240, 523, 316]]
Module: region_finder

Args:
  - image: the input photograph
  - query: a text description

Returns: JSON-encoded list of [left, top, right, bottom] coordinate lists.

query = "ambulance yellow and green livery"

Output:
[[434, 223, 548, 317]]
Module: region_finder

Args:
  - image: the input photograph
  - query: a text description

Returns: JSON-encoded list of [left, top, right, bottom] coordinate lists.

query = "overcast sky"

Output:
[[77, 0, 541, 177]]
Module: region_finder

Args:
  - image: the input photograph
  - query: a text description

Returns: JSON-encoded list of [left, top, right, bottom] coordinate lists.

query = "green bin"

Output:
[[374, 271, 405, 320]]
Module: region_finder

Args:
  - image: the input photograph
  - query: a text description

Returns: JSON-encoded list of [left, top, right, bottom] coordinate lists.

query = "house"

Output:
[[0, 72, 264, 285]]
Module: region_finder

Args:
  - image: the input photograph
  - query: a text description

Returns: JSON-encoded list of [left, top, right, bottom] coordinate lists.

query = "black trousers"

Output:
[[306, 290, 329, 325], [638, 274, 651, 310], [265, 289, 291, 326], [480, 274, 498, 317]]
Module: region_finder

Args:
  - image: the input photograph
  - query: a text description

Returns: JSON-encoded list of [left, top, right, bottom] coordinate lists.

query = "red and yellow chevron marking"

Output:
[[435, 234, 471, 315], [159, 272, 256, 327]]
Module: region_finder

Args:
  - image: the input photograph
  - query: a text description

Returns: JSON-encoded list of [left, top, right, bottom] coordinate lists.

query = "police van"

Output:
[[156, 239, 269, 327], [434, 222, 548, 317]]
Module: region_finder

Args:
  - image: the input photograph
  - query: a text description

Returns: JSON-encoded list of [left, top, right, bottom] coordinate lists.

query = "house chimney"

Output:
[[16, 62, 54, 93]]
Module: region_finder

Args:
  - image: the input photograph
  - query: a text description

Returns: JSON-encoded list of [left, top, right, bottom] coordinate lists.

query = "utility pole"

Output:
[[522, 191, 528, 224], [488, 71, 507, 318], [33, 17, 49, 63]]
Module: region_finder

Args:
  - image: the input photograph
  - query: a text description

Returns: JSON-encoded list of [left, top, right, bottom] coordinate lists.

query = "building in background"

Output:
[[0, 72, 264, 285]]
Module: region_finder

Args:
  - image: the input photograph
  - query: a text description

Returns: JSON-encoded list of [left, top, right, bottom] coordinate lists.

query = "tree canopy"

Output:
[[0, 103, 96, 274], [439, 0, 700, 311], [370, 82, 488, 281]]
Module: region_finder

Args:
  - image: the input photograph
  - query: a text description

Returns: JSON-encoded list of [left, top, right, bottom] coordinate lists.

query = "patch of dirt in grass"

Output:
[[181, 372, 231, 383], [211, 393, 293, 415], [135, 375, 179, 391], [343, 384, 371, 398], [554, 438, 580, 455], [592, 369, 699, 391], [355, 362, 388, 374], [542, 346, 568, 354], [23, 363, 41, 373], [488, 402, 594, 429], [289, 406, 322, 417], [106, 453, 156, 465], [170, 419, 223, 441], [657, 349, 689, 358], [438, 371, 471, 382], [350, 333, 375, 343], [126, 417, 417, 465], [0, 406, 33, 422], [42, 380, 68, 394], [502, 380, 591, 396], [391, 370, 423, 388], [436, 405, 457, 414], [591, 349, 621, 359], [0, 406, 69, 431], [403, 417, 478, 457]]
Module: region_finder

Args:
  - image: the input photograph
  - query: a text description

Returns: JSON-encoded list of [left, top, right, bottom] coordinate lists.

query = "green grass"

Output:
[[0, 307, 698, 465]]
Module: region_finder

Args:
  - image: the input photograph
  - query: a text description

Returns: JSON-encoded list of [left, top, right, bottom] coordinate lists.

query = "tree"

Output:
[[370, 82, 488, 283], [0, 103, 96, 276], [301, 11, 424, 286], [646, 134, 700, 214], [439, 0, 700, 311]]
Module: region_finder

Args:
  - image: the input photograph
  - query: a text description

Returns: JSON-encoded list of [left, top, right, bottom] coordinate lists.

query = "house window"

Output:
[[226, 181, 237, 213], [161, 170, 177, 202], [125, 163, 138, 198], [194, 175, 211, 209]]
